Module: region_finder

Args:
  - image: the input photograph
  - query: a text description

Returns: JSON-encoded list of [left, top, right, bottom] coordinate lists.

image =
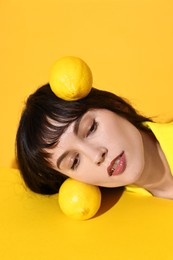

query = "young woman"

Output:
[[16, 84, 173, 199]]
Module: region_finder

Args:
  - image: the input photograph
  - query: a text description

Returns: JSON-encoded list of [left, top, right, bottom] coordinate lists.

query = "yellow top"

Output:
[[126, 121, 173, 196]]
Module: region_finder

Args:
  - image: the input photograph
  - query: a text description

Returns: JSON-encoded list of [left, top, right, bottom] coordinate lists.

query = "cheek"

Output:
[[67, 160, 103, 185], [99, 116, 127, 143], [113, 119, 142, 148]]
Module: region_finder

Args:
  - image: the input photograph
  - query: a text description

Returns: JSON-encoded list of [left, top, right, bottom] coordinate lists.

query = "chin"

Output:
[[125, 163, 145, 185]]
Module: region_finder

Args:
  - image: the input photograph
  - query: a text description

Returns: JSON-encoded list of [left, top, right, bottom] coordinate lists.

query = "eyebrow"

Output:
[[56, 151, 70, 169], [73, 114, 84, 135], [56, 114, 84, 169]]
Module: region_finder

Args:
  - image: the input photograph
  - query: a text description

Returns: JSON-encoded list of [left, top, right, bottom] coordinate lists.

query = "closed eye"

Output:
[[71, 154, 80, 170], [86, 120, 98, 137]]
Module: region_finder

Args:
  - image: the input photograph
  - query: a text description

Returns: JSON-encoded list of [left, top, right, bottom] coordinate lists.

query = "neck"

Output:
[[134, 130, 173, 199]]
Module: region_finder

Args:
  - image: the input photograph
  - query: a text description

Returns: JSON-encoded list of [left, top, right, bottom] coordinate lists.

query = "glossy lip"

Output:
[[107, 151, 126, 176]]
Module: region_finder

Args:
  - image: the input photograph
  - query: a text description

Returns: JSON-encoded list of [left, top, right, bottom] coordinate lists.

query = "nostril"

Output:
[[97, 150, 107, 166], [102, 152, 106, 159]]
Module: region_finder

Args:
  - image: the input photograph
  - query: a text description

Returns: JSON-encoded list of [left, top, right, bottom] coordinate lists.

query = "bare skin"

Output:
[[135, 131, 173, 199], [49, 109, 173, 200]]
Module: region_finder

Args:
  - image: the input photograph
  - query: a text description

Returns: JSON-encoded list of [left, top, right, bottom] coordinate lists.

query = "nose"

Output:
[[76, 139, 108, 166], [95, 147, 108, 166], [87, 146, 107, 166]]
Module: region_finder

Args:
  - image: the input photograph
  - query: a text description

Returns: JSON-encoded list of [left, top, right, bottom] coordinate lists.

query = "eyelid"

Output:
[[86, 119, 98, 137], [56, 116, 84, 169], [71, 153, 80, 170], [56, 113, 96, 170], [56, 151, 69, 169], [56, 116, 84, 170], [73, 115, 85, 135], [57, 151, 80, 171]]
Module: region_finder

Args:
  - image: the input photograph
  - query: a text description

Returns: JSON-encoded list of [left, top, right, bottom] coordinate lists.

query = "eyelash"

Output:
[[71, 120, 98, 170], [86, 120, 98, 137], [71, 154, 80, 170]]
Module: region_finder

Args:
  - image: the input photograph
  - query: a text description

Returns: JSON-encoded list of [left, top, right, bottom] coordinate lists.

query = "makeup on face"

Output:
[[107, 151, 126, 176], [51, 109, 145, 188]]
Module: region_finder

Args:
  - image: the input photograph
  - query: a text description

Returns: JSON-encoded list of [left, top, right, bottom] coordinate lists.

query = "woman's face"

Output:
[[50, 109, 145, 188]]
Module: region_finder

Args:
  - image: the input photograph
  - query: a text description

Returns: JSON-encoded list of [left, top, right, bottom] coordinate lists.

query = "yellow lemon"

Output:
[[58, 178, 101, 220], [49, 56, 93, 101]]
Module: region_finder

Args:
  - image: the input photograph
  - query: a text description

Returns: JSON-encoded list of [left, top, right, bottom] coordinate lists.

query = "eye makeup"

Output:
[[56, 111, 98, 171]]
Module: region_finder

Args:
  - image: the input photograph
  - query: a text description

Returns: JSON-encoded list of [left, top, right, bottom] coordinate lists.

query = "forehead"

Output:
[[50, 108, 118, 138]]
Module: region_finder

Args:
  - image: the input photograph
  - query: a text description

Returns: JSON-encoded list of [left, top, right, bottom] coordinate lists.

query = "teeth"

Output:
[[111, 158, 120, 173]]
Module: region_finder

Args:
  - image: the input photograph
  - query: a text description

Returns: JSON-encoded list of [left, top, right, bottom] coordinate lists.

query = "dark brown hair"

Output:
[[16, 84, 151, 195]]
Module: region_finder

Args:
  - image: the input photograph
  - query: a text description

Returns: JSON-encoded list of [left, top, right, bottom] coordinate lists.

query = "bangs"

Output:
[[20, 85, 93, 172], [39, 114, 78, 149], [16, 84, 152, 195], [26, 106, 84, 154]]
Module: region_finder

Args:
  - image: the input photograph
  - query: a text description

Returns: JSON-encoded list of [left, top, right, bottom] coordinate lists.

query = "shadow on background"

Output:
[[95, 187, 124, 217]]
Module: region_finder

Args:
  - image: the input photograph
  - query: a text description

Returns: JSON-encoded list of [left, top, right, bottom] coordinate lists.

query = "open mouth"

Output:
[[107, 151, 126, 176]]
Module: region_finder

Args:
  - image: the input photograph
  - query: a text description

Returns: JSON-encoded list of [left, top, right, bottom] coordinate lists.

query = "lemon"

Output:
[[49, 56, 93, 101], [58, 178, 101, 220]]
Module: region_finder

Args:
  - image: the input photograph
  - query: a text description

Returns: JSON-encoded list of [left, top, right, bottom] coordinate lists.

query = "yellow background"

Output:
[[1, 0, 173, 168], [1, 1, 173, 259]]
